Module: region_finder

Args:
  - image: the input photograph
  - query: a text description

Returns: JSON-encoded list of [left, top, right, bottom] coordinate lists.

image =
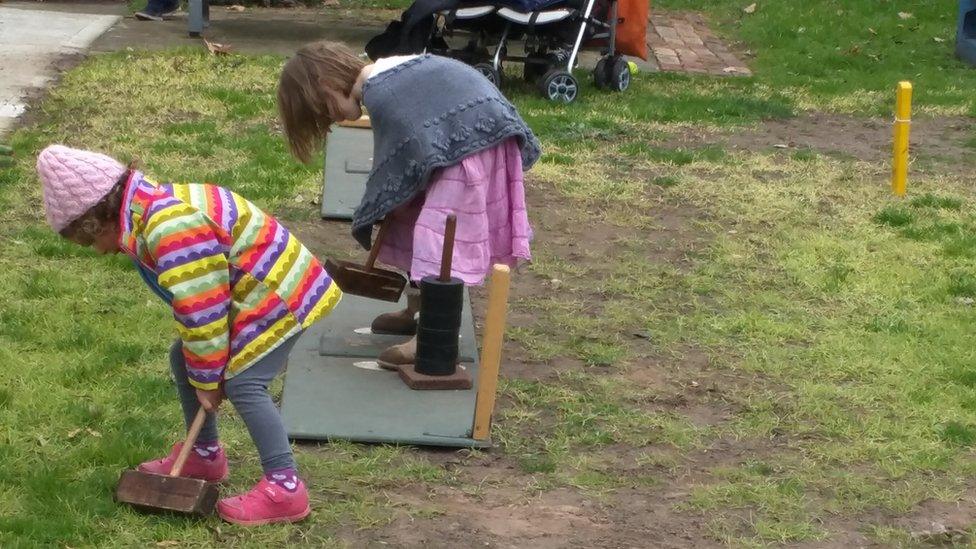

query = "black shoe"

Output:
[[135, 1, 178, 21]]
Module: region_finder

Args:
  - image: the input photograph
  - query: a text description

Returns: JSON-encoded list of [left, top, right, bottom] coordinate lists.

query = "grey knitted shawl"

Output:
[[354, 54, 541, 249]]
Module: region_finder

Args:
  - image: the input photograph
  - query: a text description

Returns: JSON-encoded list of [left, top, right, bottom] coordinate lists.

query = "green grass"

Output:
[[662, 0, 976, 116]]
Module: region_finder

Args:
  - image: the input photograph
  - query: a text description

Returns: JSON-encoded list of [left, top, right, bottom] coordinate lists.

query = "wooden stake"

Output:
[[891, 81, 912, 196], [472, 264, 511, 441]]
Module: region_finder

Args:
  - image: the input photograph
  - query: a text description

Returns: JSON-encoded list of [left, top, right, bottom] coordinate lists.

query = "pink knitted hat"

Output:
[[36, 144, 128, 232]]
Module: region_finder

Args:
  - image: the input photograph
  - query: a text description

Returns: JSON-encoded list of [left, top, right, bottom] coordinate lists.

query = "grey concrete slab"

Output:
[[317, 291, 478, 363], [0, 6, 120, 135], [282, 288, 485, 446], [320, 125, 373, 220], [282, 333, 488, 448]]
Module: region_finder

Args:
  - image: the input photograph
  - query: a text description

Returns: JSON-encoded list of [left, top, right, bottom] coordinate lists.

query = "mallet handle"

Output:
[[170, 407, 208, 477], [365, 221, 390, 271], [440, 214, 457, 282]]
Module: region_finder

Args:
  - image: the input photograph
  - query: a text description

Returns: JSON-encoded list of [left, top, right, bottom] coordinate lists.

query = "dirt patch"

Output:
[[722, 113, 974, 173], [649, 113, 973, 177], [339, 478, 726, 549]]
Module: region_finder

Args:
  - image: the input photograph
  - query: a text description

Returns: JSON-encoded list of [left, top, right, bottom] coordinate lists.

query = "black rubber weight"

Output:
[[415, 344, 460, 375], [420, 276, 464, 309], [419, 309, 463, 330], [417, 326, 460, 340]]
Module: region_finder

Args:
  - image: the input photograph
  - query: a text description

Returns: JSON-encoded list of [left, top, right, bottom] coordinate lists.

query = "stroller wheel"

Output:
[[474, 63, 502, 88], [540, 69, 579, 103], [593, 57, 611, 89], [609, 56, 631, 92], [524, 62, 546, 83]]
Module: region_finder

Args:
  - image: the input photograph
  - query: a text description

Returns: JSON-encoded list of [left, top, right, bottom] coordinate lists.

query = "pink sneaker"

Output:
[[217, 477, 311, 526], [137, 442, 229, 483]]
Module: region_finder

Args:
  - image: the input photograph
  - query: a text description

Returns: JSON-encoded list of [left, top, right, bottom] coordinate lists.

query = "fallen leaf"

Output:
[[773, 143, 789, 149], [898, 11, 913, 20], [323, 0, 340, 5], [86, 428, 102, 438], [868, 27, 877, 35], [156, 542, 181, 548], [956, 297, 975, 306], [227, 4, 245, 11], [67, 428, 82, 439], [203, 39, 232, 56], [934, 37, 946, 43], [742, 3, 756, 14]]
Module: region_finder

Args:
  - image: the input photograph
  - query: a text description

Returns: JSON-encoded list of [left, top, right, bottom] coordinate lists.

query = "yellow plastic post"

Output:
[[891, 81, 912, 196], [472, 264, 511, 441]]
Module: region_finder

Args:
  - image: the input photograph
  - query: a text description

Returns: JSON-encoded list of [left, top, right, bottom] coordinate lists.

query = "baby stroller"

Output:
[[427, 0, 646, 103]]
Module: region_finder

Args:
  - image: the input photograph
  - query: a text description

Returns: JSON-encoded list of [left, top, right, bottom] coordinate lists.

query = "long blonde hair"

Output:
[[277, 41, 366, 164]]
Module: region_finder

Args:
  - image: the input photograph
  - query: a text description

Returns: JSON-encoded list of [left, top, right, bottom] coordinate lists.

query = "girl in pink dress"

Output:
[[277, 41, 540, 365]]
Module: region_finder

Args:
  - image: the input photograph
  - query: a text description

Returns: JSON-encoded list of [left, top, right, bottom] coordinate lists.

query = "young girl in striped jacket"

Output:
[[36, 144, 342, 526]]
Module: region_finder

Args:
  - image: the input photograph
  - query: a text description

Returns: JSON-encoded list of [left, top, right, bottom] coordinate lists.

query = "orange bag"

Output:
[[614, 0, 649, 60], [587, 0, 650, 61]]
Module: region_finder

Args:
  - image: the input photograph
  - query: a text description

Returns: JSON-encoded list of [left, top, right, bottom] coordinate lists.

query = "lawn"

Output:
[[1, 0, 976, 547]]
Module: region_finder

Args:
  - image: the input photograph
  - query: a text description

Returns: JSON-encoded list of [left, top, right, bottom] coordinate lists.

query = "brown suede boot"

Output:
[[377, 335, 416, 370], [371, 291, 420, 335]]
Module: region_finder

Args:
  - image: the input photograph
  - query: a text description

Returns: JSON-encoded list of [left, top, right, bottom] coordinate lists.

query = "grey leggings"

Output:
[[169, 333, 300, 472]]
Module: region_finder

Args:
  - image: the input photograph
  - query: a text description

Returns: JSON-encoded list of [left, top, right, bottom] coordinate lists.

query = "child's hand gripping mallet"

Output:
[[115, 408, 220, 515]]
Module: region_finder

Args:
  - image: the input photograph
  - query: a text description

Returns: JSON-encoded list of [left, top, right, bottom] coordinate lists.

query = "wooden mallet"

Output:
[[115, 408, 219, 515], [325, 220, 408, 302]]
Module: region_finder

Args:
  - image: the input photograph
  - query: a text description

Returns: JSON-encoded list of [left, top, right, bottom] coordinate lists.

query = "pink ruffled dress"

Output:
[[375, 137, 532, 285]]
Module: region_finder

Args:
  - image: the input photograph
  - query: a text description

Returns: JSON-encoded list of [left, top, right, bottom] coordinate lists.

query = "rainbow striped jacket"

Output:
[[118, 172, 342, 390]]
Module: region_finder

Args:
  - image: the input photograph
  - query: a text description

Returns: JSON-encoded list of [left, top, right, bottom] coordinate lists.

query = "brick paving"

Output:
[[647, 11, 752, 77]]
